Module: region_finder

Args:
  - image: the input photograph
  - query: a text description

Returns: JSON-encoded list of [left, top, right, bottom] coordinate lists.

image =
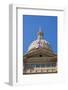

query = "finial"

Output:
[[37, 27, 44, 40]]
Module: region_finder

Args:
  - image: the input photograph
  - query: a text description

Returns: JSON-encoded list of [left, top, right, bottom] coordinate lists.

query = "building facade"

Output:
[[23, 29, 57, 74]]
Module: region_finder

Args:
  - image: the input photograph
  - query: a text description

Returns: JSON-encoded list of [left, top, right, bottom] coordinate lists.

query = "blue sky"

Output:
[[23, 15, 57, 54]]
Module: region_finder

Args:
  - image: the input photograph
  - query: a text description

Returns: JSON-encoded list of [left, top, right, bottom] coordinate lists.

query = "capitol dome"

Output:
[[28, 28, 52, 52]]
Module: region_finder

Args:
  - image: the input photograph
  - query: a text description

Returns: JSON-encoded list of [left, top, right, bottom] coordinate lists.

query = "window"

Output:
[[52, 63, 56, 66], [39, 55, 42, 57], [46, 63, 51, 67], [31, 64, 36, 67], [24, 64, 30, 68], [36, 64, 40, 67], [41, 64, 45, 67]]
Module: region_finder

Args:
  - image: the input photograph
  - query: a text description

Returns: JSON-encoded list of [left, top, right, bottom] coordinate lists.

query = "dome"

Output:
[[28, 28, 52, 52], [28, 39, 50, 51]]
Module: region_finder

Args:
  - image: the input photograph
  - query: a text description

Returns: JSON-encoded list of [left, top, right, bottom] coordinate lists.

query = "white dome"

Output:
[[28, 39, 50, 51], [28, 28, 52, 52]]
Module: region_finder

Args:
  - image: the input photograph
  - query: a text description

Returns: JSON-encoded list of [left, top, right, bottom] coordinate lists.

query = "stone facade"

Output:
[[23, 48, 57, 74]]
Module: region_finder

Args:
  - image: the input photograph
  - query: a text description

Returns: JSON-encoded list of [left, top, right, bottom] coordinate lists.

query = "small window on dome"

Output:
[[39, 55, 42, 57]]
